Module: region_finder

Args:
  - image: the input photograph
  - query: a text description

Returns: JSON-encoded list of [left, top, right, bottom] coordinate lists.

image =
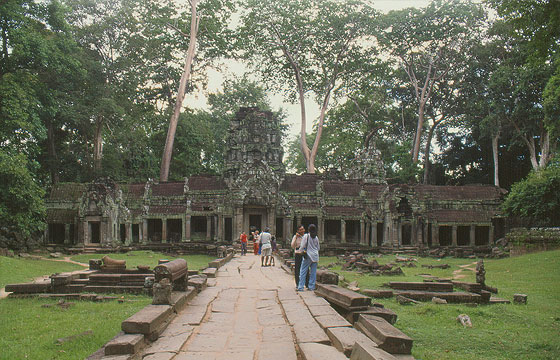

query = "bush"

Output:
[[502, 160, 560, 226]]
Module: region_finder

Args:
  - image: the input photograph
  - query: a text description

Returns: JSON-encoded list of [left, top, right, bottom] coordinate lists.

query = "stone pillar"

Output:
[[296, 215, 302, 227], [452, 225, 458, 247], [397, 222, 402, 247], [206, 216, 211, 240], [372, 222, 377, 247], [470, 225, 476, 247], [218, 215, 224, 241], [234, 208, 243, 240], [341, 220, 346, 244], [185, 215, 191, 241], [360, 219, 366, 245], [127, 223, 133, 245], [267, 208, 274, 231], [285, 216, 293, 243], [318, 217, 324, 243], [162, 219, 167, 243], [181, 215, 186, 242], [433, 224, 440, 246], [143, 219, 148, 243], [64, 224, 70, 245], [489, 225, 494, 245]]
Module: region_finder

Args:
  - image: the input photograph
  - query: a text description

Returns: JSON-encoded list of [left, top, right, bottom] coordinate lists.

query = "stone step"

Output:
[[452, 281, 483, 293], [201, 267, 217, 278], [83, 285, 145, 294], [122, 305, 173, 337], [350, 339, 397, 360], [355, 314, 413, 355], [388, 282, 453, 292], [299, 342, 347, 360], [104, 333, 145, 356], [327, 326, 378, 357], [315, 284, 371, 311]]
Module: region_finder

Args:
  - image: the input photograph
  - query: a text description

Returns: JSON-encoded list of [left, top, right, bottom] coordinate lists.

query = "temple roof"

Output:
[[415, 185, 505, 201], [152, 182, 185, 196], [280, 174, 319, 192], [49, 183, 86, 201], [46, 209, 77, 223], [324, 206, 363, 216], [188, 175, 227, 191], [427, 209, 497, 223], [148, 205, 186, 215], [323, 180, 362, 196]]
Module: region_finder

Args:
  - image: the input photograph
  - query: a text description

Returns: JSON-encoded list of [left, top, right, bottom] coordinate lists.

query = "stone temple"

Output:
[[45, 107, 506, 254]]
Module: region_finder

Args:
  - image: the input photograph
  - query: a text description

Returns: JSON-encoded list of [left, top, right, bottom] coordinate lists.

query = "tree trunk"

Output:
[[296, 69, 311, 173], [422, 119, 439, 184], [492, 133, 500, 187], [412, 103, 426, 163], [93, 116, 104, 177], [538, 130, 551, 169], [47, 120, 59, 184], [309, 84, 335, 174], [160, 0, 199, 182]]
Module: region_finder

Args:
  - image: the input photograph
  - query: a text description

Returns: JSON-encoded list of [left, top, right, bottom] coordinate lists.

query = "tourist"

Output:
[[260, 227, 273, 266], [291, 225, 308, 288], [253, 230, 260, 255], [239, 231, 247, 256], [297, 224, 320, 291]]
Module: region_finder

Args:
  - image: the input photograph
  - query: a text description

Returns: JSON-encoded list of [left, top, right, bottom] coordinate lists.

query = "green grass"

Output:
[[0, 296, 151, 360], [70, 251, 214, 271], [320, 250, 560, 360], [0, 256, 85, 289]]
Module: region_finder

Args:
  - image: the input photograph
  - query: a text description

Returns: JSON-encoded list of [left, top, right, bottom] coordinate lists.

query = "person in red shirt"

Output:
[[239, 231, 248, 256]]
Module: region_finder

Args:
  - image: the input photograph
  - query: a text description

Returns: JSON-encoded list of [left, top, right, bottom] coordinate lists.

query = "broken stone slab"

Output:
[[299, 342, 347, 360], [314, 313, 352, 329], [316, 269, 339, 285], [349, 339, 397, 360], [258, 341, 298, 360], [345, 306, 398, 325], [170, 289, 196, 313], [201, 267, 217, 278], [299, 293, 331, 307], [362, 289, 394, 298], [452, 281, 482, 293], [432, 297, 447, 304], [327, 326, 378, 357], [152, 279, 172, 305], [489, 297, 511, 304], [174, 305, 207, 326], [396, 295, 420, 305], [309, 305, 340, 317], [122, 305, 173, 335], [5, 279, 51, 293], [187, 275, 207, 293], [292, 321, 331, 344], [104, 333, 145, 356], [394, 290, 482, 304], [513, 294, 528, 304], [143, 332, 190, 355], [315, 284, 371, 311], [388, 282, 453, 292], [355, 314, 413, 355]]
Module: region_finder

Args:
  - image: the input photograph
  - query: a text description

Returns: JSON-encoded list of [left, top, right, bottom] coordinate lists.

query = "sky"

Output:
[[183, 0, 433, 143]]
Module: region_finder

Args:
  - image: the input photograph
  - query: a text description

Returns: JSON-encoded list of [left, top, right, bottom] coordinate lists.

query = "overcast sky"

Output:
[[183, 0, 434, 143]]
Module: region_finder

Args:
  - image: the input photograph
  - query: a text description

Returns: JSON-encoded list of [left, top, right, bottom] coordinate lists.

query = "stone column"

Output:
[[285, 216, 293, 243], [185, 215, 191, 241], [181, 215, 186, 242], [206, 216, 211, 240], [452, 225, 458, 247], [371, 222, 376, 247], [489, 225, 494, 245], [127, 223, 132, 245], [360, 220, 365, 245], [433, 224, 440, 246], [64, 224, 70, 245], [296, 215, 302, 227], [470, 225, 476, 247], [318, 217, 324, 243], [217, 215, 224, 241], [268, 207, 274, 231], [162, 218, 167, 243], [143, 219, 148, 243], [341, 220, 346, 244], [234, 208, 243, 239]]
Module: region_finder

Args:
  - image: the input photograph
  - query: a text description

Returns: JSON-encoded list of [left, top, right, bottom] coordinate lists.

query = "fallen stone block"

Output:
[[316, 269, 339, 285], [299, 342, 347, 360], [432, 297, 447, 304], [452, 281, 482, 293], [355, 314, 413, 354], [346, 306, 398, 325], [187, 275, 207, 293], [388, 282, 453, 292], [513, 294, 527, 304], [395, 290, 482, 304], [327, 326, 378, 357], [315, 284, 371, 311], [5, 280, 51, 294], [122, 305, 173, 335], [350, 339, 397, 360], [315, 313, 352, 329], [362, 289, 394, 298], [104, 333, 145, 356], [489, 297, 511, 304]]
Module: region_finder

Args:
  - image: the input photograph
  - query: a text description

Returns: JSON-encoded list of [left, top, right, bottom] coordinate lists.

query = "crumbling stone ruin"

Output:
[[44, 107, 507, 255]]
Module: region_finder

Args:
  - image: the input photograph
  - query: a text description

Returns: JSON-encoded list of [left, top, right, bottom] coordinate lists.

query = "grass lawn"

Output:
[[0, 296, 151, 360], [70, 251, 214, 271], [319, 250, 560, 360], [0, 256, 85, 289]]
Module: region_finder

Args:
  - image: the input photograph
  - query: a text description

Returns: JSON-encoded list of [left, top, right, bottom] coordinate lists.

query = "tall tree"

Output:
[[240, 0, 377, 173], [377, 0, 485, 164]]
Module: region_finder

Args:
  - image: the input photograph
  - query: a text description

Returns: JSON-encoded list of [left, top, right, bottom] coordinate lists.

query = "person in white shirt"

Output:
[[297, 224, 320, 291], [260, 227, 273, 267]]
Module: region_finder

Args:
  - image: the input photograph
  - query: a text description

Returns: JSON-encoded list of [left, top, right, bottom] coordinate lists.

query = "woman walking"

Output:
[[297, 224, 320, 291]]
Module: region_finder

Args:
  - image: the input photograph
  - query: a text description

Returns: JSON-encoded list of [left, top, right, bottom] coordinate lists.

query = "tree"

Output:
[[377, 0, 485, 164], [240, 0, 377, 173]]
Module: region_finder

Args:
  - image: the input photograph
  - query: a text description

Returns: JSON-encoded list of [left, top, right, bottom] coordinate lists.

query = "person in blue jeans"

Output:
[[297, 224, 320, 291]]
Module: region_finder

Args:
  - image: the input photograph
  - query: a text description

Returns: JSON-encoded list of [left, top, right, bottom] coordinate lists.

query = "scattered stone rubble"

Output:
[[339, 251, 406, 276]]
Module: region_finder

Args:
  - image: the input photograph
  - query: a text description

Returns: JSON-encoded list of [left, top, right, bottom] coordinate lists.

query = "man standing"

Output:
[[239, 231, 248, 256], [260, 227, 272, 266]]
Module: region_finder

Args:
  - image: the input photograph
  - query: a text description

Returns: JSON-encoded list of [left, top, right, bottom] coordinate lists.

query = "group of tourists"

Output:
[[238, 227, 277, 267]]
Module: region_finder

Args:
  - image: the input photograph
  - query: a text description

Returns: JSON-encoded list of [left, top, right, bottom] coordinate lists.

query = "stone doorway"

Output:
[[89, 221, 100, 244], [249, 214, 262, 231]]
